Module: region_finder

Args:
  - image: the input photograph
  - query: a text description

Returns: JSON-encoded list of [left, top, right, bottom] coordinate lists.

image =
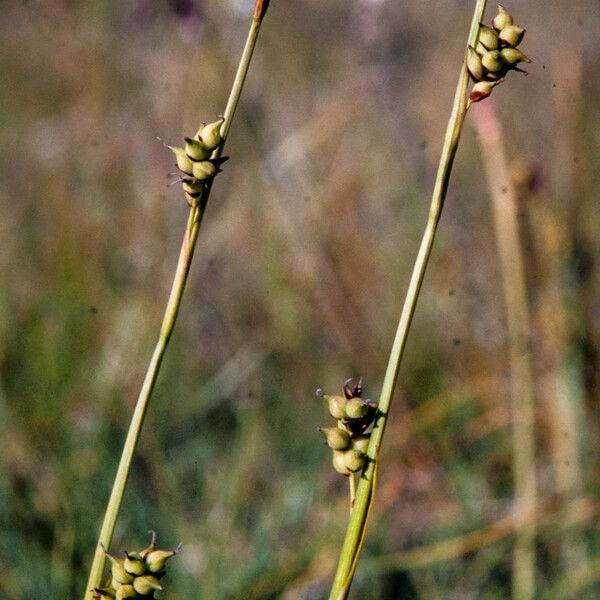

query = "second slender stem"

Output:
[[328, 2, 486, 598]]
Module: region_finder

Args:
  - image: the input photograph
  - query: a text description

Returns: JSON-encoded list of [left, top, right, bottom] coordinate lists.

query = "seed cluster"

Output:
[[468, 5, 530, 103], [93, 532, 179, 599], [318, 379, 378, 476], [168, 117, 229, 205]]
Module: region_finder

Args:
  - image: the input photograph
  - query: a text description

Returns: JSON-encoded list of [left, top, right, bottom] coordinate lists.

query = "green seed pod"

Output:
[[123, 552, 145, 576], [133, 575, 163, 595], [192, 160, 217, 181], [345, 398, 368, 420], [351, 436, 370, 455], [114, 585, 137, 600], [332, 450, 351, 475], [325, 394, 346, 419], [198, 118, 224, 151], [469, 80, 499, 103], [481, 50, 504, 73], [93, 588, 116, 599], [168, 146, 194, 176], [492, 5, 513, 31], [500, 47, 531, 67], [182, 178, 205, 197], [344, 449, 365, 473], [184, 137, 211, 161], [467, 46, 485, 82], [102, 552, 134, 586], [478, 26, 499, 50], [145, 548, 178, 573], [499, 25, 525, 48], [318, 427, 350, 450]]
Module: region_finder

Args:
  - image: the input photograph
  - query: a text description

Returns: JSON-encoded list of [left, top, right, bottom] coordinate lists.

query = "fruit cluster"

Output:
[[93, 532, 179, 599], [467, 5, 530, 103], [318, 379, 378, 476], [168, 117, 229, 205]]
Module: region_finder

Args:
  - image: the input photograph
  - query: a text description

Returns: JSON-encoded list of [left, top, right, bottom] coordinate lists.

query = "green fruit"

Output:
[[184, 137, 211, 161], [345, 398, 368, 419], [499, 25, 525, 48], [351, 436, 370, 455], [123, 552, 145, 576], [318, 427, 350, 451], [145, 548, 178, 573], [106, 556, 133, 586], [192, 160, 217, 181], [500, 47, 530, 66], [478, 26, 499, 50], [467, 46, 485, 82], [325, 395, 346, 419], [182, 178, 204, 196], [469, 80, 498, 103], [481, 50, 504, 73], [168, 146, 194, 175], [493, 5, 513, 31], [133, 575, 163, 595], [332, 450, 351, 476], [198, 118, 224, 151], [114, 585, 137, 600], [344, 449, 365, 473]]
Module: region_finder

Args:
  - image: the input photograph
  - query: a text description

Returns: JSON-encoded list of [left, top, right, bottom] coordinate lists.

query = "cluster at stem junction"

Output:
[[92, 532, 179, 599], [168, 117, 229, 206], [317, 379, 378, 477], [468, 5, 530, 103]]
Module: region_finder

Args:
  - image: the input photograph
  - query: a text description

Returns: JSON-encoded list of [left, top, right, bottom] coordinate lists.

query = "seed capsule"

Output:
[[168, 146, 195, 175], [344, 449, 365, 473], [115, 585, 137, 600], [184, 137, 211, 161], [318, 427, 350, 450], [351, 436, 370, 455], [469, 80, 499, 103], [467, 46, 485, 82], [192, 160, 217, 181], [145, 548, 178, 573], [325, 395, 346, 419], [345, 398, 368, 419], [133, 575, 163, 595], [182, 178, 205, 196], [332, 450, 351, 475], [500, 47, 531, 67], [123, 552, 145, 576], [198, 118, 224, 151], [101, 548, 134, 586], [499, 25, 525, 48], [478, 26, 499, 50], [481, 50, 504, 73], [493, 5, 513, 31]]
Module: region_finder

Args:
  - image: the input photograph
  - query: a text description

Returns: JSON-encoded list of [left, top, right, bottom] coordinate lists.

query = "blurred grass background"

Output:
[[1, 0, 600, 598]]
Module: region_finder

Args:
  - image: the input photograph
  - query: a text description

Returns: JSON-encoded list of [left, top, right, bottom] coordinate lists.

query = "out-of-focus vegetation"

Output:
[[2, 1, 600, 598]]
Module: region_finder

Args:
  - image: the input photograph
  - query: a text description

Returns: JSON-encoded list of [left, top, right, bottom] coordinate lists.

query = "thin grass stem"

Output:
[[83, 5, 269, 598], [328, 2, 487, 598]]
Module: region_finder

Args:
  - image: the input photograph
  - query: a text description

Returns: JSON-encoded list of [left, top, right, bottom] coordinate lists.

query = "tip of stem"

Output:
[[253, 0, 270, 21]]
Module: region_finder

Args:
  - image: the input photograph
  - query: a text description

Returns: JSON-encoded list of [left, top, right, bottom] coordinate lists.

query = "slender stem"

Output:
[[328, 2, 486, 598], [84, 5, 268, 598]]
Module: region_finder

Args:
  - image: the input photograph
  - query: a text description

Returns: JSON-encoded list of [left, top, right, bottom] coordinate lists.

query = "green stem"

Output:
[[84, 5, 268, 598], [328, 2, 486, 598]]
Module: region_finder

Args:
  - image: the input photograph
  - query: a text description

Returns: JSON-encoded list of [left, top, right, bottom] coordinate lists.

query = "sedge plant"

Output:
[[325, 2, 531, 598], [84, 2, 270, 598]]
